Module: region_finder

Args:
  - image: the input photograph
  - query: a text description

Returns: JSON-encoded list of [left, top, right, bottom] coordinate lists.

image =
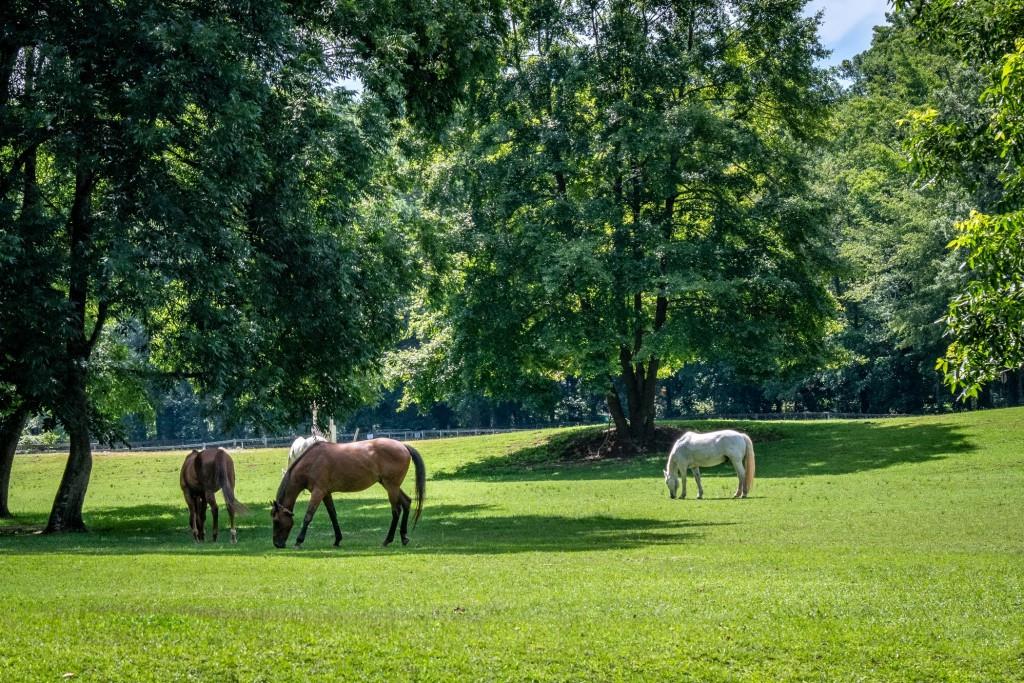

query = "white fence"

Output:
[[15, 427, 564, 454], [14, 412, 907, 454], [677, 411, 903, 421]]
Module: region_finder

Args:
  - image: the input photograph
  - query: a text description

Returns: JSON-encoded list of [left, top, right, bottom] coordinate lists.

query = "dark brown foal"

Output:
[[180, 447, 247, 543], [271, 438, 425, 549]]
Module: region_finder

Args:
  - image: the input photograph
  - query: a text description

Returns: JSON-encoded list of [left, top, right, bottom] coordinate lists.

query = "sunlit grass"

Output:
[[1, 410, 1022, 680]]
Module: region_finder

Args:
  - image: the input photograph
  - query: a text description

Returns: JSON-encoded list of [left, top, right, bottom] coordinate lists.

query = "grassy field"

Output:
[[1, 409, 1023, 681]]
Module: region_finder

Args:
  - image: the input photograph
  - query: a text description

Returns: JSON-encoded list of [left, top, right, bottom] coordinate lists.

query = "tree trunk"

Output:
[[0, 405, 30, 518], [45, 382, 92, 533], [607, 278, 669, 451], [640, 357, 659, 443], [607, 360, 661, 452], [45, 161, 97, 533], [627, 377, 648, 445], [662, 382, 675, 419], [978, 384, 994, 409], [606, 387, 631, 447]]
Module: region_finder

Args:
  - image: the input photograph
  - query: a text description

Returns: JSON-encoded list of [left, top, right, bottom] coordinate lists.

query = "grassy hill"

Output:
[[2, 409, 1022, 680]]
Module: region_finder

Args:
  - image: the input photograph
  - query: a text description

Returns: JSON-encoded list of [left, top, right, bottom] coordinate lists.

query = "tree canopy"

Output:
[[895, 0, 1024, 398], [394, 0, 837, 448], [0, 0, 504, 529]]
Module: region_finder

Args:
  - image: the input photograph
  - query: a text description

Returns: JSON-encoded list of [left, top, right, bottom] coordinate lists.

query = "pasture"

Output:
[[1, 409, 1023, 681]]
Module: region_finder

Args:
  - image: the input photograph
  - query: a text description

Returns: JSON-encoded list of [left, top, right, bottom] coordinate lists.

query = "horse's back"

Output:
[[302, 439, 411, 492], [672, 429, 748, 464], [189, 448, 232, 491]]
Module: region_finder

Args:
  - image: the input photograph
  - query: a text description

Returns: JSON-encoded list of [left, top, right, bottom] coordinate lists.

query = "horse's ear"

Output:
[[270, 500, 278, 511]]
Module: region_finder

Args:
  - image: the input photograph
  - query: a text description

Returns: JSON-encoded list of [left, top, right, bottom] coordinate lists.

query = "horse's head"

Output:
[[270, 500, 294, 548], [664, 468, 679, 499]]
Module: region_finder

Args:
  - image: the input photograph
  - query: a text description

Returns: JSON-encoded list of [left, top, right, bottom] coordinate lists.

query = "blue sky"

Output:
[[804, 0, 891, 65]]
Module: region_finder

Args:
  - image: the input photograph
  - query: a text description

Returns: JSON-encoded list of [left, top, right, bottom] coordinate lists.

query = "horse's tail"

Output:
[[743, 434, 756, 494], [215, 449, 248, 515], [405, 444, 426, 528]]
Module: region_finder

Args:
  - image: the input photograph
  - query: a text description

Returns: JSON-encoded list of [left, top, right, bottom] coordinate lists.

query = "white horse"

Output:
[[664, 429, 755, 499], [286, 435, 326, 471]]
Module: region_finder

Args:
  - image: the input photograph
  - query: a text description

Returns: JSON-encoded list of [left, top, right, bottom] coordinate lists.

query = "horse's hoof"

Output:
[[382, 539, 393, 547], [294, 543, 303, 549], [401, 536, 410, 546]]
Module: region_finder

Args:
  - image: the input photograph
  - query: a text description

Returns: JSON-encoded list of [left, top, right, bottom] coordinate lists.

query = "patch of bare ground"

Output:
[[553, 427, 686, 461]]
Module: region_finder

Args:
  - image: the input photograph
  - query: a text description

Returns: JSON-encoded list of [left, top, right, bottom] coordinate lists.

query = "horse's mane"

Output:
[[276, 448, 314, 504]]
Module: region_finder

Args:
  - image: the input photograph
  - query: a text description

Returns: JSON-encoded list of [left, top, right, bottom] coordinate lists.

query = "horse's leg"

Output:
[[692, 467, 704, 499], [228, 472, 238, 544], [227, 499, 237, 545], [382, 487, 401, 547], [206, 490, 219, 542], [185, 493, 200, 542], [732, 457, 747, 498], [680, 465, 687, 499], [295, 489, 325, 548], [398, 491, 412, 546], [322, 493, 343, 546], [197, 493, 207, 540]]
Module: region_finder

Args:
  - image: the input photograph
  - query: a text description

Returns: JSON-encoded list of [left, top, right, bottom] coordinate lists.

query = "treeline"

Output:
[[418, 2, 1022, 423], [3, 0, 1022, 527]]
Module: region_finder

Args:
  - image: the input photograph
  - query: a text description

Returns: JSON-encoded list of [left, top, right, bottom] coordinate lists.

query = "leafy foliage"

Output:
[[0, 0, 504, 528], [400, 0, 836, 444], [895, 1, 1024, 398], [799, 19, 973, 413]]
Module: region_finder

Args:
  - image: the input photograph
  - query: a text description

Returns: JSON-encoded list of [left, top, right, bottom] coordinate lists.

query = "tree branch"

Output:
[[0, 129, 55, 198], [86, 300, 109, 353]]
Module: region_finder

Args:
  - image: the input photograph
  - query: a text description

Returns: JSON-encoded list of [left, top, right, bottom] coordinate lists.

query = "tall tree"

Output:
[[0, 0, 503, 531], [896, 0, 1024, 398], [805, 16, 974, 414], [398, 0, 835, 449]]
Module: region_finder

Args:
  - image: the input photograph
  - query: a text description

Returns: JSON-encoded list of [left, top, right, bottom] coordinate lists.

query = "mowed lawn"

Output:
[[1, 409, 1022, 681]]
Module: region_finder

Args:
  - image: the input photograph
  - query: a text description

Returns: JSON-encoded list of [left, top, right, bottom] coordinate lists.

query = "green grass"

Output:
[[2, 410, 1023, 681]]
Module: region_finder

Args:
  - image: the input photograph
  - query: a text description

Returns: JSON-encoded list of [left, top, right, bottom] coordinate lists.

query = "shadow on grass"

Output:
[[436, 419, 976, 482], [0, 501, 718, 556], [0, 419, 976, 555]]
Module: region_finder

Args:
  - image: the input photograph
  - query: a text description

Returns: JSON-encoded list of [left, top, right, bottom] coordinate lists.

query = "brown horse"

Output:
[[271, 438, 425, 549], [180, 447, 247, 543]]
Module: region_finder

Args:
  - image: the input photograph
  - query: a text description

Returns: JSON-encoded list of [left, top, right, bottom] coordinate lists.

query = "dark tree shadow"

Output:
[[753, 420, 975, 478], [436, 419, 975, 482], [0, 502, 720, 557]]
